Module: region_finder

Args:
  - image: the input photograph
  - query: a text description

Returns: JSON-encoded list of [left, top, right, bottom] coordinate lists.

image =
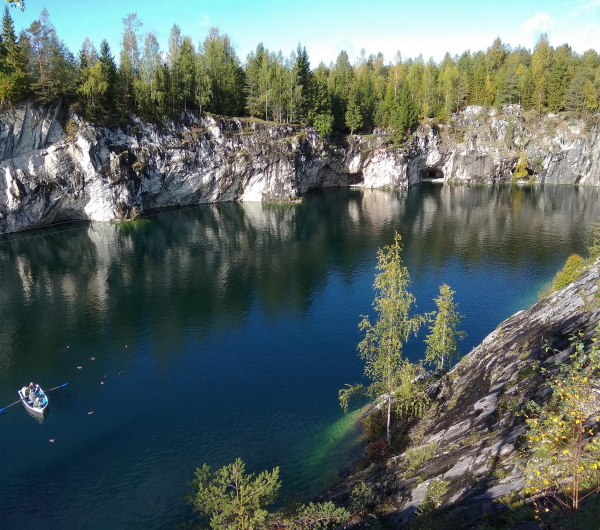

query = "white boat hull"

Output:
[[18, 388, 49, 418]]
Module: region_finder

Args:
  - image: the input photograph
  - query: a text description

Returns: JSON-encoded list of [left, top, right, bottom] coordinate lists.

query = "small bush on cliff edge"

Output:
[[539, 254, 584, 299], [512, 151, 529, 182], [518, 330, 600, 529]]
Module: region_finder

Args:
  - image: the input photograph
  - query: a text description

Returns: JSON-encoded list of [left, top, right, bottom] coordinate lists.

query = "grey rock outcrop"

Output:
[[417, 105, 600, 186], [0, 102, 405, 234], [1, 101, 599, 234], [323, 260, 600, 528]]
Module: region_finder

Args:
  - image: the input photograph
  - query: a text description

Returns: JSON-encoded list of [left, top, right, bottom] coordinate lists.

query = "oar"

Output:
[[0, 400, 20, 414], [46, 383, 69, 392], [0, 383, 68, 414]]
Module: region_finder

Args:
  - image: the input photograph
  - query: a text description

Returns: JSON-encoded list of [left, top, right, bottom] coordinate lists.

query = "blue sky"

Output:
[[7, 0, 600, 65]]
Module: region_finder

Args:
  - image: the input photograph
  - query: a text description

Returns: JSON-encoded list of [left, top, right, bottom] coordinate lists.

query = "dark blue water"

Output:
[[0, 184, 598, 529]]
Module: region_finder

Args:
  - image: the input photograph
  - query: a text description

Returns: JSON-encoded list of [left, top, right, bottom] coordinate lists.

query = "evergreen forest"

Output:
[[1, 7, 599, 138]]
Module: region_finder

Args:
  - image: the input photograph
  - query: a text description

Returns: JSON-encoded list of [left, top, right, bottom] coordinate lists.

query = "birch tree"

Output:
[[424, 284, 466, 370], [340, 233, 424, 445]]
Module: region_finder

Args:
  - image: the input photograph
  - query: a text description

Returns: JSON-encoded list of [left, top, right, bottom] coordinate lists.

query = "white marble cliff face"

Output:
[[1, 101, 599, 234]]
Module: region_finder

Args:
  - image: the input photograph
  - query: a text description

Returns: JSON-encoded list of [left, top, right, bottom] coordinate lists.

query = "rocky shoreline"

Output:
[[321, 260, 600, 528], [1, 101, 599, 234]]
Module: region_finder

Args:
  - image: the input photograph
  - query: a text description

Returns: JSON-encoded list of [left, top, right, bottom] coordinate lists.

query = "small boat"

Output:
[[18, 386, 49, 419]]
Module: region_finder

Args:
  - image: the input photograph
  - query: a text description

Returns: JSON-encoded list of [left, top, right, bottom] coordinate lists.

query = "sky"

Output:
[[6, 0, 600, 66]]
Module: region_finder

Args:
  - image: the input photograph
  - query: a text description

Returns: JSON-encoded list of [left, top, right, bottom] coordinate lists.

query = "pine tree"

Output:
[[25, 9, 76, 103], [189, 458, 281, 530], [424, 284, 466, 370], [25, 9, 54, 102]]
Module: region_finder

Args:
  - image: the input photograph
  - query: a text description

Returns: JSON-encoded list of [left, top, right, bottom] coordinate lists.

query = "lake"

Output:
[[0, 184, 598, 529]]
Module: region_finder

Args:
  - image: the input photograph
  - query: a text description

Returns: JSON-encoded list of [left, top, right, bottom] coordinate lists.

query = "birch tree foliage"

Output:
[[424, 284, 466, 370], [519, 331, 600, 528], [340, 233, 425, 444]]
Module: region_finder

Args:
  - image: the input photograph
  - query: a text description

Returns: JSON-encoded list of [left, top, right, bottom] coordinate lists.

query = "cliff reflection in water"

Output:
[[1, 185, 599, 530], [0, 185, 598, 378]]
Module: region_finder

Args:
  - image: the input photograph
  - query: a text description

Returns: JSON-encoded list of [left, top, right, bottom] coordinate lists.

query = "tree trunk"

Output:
[[386, 398, 392, 445]]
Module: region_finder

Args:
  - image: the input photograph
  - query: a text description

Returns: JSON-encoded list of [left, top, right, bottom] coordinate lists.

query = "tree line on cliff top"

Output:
[[1, 7, 600, 138]]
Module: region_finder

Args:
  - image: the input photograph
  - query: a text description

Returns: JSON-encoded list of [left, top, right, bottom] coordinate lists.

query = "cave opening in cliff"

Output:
[[315, 164, 362, 188], [421, 168, 444, 182]]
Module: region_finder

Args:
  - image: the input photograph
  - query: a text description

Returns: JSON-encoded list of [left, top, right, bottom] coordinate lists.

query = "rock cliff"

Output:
[[324, 260, 600, 528], [1, 101, 599, 234]]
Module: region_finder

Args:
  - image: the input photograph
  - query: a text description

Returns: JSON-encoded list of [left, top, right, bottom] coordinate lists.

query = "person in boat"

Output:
[[28, 382, 37, 402]]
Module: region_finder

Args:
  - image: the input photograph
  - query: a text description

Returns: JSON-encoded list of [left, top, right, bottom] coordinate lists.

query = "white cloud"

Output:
[[576, 0, 600, 13], [553, 22, 600, 52], [521, 12, 555, 39], [199, 14, 210, 27]]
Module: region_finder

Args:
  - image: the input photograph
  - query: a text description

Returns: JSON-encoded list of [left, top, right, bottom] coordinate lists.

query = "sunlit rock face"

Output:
[[1, 101, 599, 233], [417, 105, 600, 186]]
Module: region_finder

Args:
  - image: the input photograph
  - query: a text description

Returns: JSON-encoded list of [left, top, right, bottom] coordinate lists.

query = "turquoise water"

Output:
[[0, 184, 598, 529]]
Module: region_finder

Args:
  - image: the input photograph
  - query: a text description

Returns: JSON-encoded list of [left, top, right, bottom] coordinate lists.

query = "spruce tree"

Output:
[[2, 5, 17, 45], [99, 40, 118, 116], [0, 6, 28, 103], [154, 63, 171, 116], [547, 55, 572, 112], [293, 43, 312, 124], [390, 82, 418, 143], [345, 84, 363, 134]]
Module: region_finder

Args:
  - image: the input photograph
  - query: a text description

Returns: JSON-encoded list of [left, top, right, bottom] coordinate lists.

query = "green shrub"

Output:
[[65, 119, 78, 139], [362, 408, 385, 441], [404, 440, 439, 471], [313, 113, 334, 138], [350, 481, 375, 516], [588, 220, 600, 260], [513, 151, 529, 181], [551, 254, 584, 291]]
